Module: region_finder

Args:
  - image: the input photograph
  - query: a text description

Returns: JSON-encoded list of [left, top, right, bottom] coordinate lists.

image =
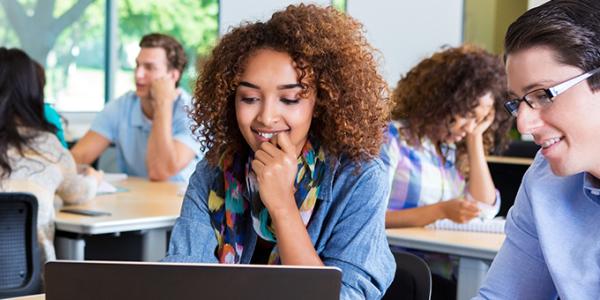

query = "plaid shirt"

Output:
[[381, 121, 499, 218]]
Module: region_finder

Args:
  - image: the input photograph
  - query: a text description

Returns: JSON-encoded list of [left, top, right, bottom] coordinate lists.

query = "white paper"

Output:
[[427, 218, 505, 234]]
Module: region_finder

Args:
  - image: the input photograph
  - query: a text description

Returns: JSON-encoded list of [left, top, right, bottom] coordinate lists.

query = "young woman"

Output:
[[163, 4, 394, 299], [0, 47, 101, 263], [477, 1, 600, 298], [382, 45, 511, 229]]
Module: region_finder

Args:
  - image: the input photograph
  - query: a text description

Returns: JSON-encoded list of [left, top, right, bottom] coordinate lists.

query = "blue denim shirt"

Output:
[[164, 155, 395, 299]]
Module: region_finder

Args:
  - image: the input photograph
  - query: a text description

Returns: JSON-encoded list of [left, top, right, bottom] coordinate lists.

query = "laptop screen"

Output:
[[45, 261, 342, 300]]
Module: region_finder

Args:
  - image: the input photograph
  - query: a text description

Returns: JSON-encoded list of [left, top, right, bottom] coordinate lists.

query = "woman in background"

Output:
[[383, 45, 511, 228], [0, 47, 101, 263], [163, 4, 394, 299], [380, 45, 511, 300]]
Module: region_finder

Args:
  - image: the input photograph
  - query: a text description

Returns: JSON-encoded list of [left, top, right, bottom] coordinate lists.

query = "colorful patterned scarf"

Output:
[[208, 140, 326, 264]]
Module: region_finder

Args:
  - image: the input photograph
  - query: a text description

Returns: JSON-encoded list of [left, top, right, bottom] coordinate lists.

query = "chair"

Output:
[[383, 251, 432, 300], [0, 192, 42, 298]]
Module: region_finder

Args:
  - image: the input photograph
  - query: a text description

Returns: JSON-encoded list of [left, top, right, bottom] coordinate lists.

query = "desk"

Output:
[[54, 177, 184, 261], [386, 228, 505, 300], [486, 155, 533, 166]]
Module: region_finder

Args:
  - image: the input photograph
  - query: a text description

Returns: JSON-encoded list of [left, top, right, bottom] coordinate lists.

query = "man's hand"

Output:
[[149, 77, 179, 108]]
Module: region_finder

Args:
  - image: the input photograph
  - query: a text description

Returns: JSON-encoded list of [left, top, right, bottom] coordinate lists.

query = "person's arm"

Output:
[[385, 199, 479, 227], [385, 137, 479, 228], [56, 141, 101, 204], [466, 111, 497, 205], [321, 159, 396, 299], [70, 131, 111, 165], [475, 172, 557, 299], [71, 97, 121, 165], [146, 79, 196, 181], [251, 132, 323, 266], [162, 159, 219, 263]]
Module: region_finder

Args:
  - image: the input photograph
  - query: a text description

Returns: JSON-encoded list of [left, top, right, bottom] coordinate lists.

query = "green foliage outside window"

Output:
[[331, 0, 347, 12], [0, 0, 219, 111]]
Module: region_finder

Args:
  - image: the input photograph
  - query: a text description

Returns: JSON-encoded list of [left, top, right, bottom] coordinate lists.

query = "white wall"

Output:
[[347, 0, 464, 86], [219, 0, 330, 36], [528, 0, 548, 9]]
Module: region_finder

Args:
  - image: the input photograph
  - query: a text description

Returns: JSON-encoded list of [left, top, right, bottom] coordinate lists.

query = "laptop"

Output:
[[45, 260, 342, 300]]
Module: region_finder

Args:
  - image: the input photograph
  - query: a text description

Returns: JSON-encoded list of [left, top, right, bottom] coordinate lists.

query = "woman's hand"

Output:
[[251, 131, 298, 215], [439, 198, 480, 223], [89, 168, 104, 184], [77, 164, 104, 184], [469, 109, 495, 138]]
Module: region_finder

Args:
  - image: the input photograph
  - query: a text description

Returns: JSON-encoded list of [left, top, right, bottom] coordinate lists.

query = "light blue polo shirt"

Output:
[[90, 90, 202, 182]]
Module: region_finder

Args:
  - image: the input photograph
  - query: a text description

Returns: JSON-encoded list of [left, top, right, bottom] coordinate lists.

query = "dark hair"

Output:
[[193, 4, 388, 165], [139, 33, 188, 87], [505, 0, 600, 90], [390, 45, 512, 175], [0, 47, 56, 178]]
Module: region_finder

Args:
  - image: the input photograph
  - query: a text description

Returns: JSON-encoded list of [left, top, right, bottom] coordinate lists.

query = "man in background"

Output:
[[71, 33, 201, 182]]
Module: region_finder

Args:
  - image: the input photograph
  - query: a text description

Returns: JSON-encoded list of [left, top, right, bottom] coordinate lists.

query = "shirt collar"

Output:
[[583, 173, 600, 205], [131, 100, 149, 128]]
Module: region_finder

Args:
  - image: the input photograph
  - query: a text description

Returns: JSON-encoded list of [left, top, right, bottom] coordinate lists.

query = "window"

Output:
[[0, 0, 219, 112], [1, 0, 106, 112], [115, 0, 219, 99]]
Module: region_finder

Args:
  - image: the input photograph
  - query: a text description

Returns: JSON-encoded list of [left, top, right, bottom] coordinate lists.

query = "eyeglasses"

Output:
[[504, 66, 600, 117]]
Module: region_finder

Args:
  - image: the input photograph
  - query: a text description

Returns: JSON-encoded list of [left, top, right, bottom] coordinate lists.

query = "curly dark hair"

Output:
[[390, 45, 512, 175], [192, 4, 388, 166]]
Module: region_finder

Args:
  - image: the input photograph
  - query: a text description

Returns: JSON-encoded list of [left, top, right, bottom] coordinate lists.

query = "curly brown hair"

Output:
[[192, 4, 388, 166], [390, 45, 512, 175]]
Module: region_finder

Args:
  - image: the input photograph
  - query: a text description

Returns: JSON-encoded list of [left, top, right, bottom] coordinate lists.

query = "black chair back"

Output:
[[0, 192, 41, 298], [383, 251, 432, 300]]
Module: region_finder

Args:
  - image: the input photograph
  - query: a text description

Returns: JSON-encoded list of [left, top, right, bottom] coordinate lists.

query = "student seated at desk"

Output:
[[476, 0, 600, 298], [382, 45, 512, 228], [70, 33, 202, 182], [0, 48, 102, 263], [380, 45, 512, 300], [163, 4, 394, 299]]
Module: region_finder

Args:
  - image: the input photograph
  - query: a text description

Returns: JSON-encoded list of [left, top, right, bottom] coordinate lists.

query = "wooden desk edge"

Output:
[[486, 155, 534, 166]]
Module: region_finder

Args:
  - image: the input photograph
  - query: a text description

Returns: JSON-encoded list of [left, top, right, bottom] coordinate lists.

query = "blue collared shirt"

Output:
[[90, 90, 202, 182], [475, 152, 600, 299], [163, 155, 396, 300]]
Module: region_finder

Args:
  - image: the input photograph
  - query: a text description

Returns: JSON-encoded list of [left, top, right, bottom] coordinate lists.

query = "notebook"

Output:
[[427, 218, 506, 234], [96, 173, 128, 195], [45, 261, 342, 300]]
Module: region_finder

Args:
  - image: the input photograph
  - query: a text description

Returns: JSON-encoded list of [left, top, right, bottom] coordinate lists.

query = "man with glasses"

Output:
[[475, 1, 600, 299]]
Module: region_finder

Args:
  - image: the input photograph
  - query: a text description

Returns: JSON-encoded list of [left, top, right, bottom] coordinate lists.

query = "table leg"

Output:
[[457, 257, 491, 300], [55, 236, 86, 260], [140, 228, 168, 261]]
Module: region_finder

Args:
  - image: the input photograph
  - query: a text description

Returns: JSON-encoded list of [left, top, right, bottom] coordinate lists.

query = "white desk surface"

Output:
[[55, 177, 184, 235], [386, 227, 505, 260]]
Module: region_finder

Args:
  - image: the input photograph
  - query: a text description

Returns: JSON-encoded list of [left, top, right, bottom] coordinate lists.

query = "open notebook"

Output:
[[426, 218, 506, 234], [96, 173, 128, 195]]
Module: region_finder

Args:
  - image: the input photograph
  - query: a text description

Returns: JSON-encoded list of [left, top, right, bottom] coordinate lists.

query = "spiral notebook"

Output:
[[427, 218, 506, 234]]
